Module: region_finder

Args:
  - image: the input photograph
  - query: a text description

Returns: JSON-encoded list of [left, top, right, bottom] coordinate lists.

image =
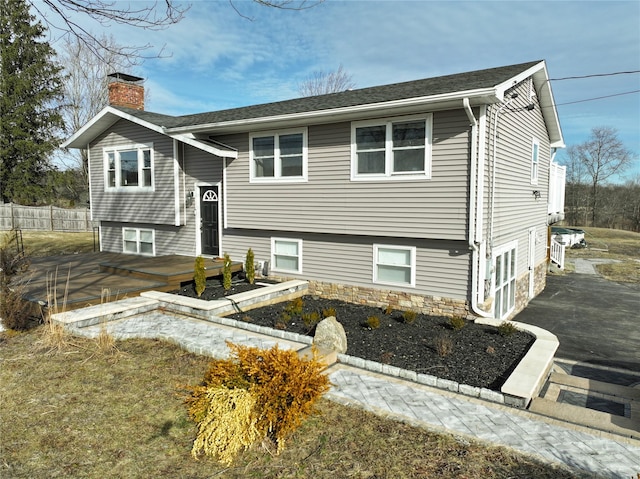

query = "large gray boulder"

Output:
[[313, 316, 347, 354]]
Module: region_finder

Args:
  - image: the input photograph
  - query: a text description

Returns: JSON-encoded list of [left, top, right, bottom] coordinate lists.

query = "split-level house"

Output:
[[63, 60, 566, 320]]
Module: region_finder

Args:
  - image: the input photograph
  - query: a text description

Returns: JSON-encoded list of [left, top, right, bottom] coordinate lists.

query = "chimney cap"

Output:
[[108, 72, 144, 83]]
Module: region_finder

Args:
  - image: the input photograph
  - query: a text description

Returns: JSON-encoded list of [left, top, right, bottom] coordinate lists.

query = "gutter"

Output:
[[463, 99, 492, 318]]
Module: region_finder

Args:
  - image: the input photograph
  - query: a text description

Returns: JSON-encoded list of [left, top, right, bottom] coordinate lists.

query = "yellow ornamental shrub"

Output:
[[190, 386, 260, 465], [222, 253, 232, 291], [184, 342, 330, 463]]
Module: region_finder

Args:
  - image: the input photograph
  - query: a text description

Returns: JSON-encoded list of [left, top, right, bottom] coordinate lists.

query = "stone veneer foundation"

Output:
[[263, 275, 470, 319], [265, 260, 549, 321]]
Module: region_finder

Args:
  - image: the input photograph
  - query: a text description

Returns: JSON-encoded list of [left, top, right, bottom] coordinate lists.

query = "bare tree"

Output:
[[56, 34, 142, 201], [26, 0, 189, 65], [27, 0, 323, 63], [571, 127, 634, 225], [298, 65, 355, 97]]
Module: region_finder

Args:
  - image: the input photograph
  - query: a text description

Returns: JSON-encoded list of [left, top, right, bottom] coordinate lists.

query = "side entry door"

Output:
[[200, 186, 219, 256]]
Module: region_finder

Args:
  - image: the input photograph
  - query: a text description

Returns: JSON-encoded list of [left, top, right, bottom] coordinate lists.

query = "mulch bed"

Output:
[[228, 296, 534, 390], [173, 277, 274, 300]]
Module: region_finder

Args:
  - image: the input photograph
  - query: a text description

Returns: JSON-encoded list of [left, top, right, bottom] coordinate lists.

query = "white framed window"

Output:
[[271, 238, 302, 274], [531, 138, 539, 184], [123, 227, 155, 256], [250, 129, 307, 183], [373, 244, 416, 287], [104, 144, 154, 191], [351, 115, 432, 181], [493, 241, 517, 319]]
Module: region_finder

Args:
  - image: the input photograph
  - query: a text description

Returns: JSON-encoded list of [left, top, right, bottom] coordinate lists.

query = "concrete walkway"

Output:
[[73, 311, 640, 479]]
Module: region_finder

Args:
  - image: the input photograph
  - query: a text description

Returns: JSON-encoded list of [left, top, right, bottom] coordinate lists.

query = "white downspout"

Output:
[[463, 99, 492, 318]]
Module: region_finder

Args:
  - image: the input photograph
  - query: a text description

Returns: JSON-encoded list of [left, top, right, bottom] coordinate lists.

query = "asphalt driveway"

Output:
[[515, 266, 640, 373]]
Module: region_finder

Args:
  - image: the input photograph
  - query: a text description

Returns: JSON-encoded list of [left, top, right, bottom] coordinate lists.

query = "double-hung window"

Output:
[[104, 144, 153, 190], [531, 138, 539, 184], [352, 115, 432, 180], [271, 238, 302, 274], [250, 129, 307, 182], [123, 227, 154, 256], [373, 244, 416, 287], [493, 241, 517, 319]]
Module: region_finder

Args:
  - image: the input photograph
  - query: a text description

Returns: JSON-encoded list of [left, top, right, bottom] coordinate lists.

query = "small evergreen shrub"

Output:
[[321, 307, 337, 318], [301, 311, 321, 330], [284, 297, 304, 316], [193, 256, 206, 297], [498, 321, 518, 337], [222, 253, 232, 291], [245, 248, 255, 285], [402, 310, 418, 324], [366, 315, 380, 329], [184, 342, 330, 464], [383, 305, 394, 315], [275, 312, 291, 330], [449, 315, 466, 331]]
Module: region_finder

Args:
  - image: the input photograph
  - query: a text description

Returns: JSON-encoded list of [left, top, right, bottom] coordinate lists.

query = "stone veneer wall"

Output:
[[262, 274, 470, 319], [508, 261, 547, 320], [264, 260, 548, 321]]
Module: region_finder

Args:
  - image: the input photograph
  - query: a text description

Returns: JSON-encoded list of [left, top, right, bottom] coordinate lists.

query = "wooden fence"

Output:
[[0, 203, 97, 232]]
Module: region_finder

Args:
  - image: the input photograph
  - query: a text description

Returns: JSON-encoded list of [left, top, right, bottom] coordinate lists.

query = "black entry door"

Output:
[[200, 186, 219, 256]]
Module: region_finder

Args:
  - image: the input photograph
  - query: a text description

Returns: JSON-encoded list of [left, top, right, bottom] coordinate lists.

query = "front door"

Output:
[[200, 186, 219, 256]]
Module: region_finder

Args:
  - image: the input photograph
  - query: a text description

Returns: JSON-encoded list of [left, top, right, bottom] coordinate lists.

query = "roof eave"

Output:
[[166, 88, 502, 135], [62, 106, 165, 149]]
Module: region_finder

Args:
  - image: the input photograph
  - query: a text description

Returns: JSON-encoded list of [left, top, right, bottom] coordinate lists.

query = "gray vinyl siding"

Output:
[[222, 109, 471, 241], [100, 221, 185, 256], [486, 79, 551, 276], [222, 230, 471, 300], [89, 119, 176, 225]]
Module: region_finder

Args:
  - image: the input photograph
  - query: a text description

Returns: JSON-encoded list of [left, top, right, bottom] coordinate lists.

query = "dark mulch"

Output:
[[173, 277, 273, 300], [228, 297, 534, 391]]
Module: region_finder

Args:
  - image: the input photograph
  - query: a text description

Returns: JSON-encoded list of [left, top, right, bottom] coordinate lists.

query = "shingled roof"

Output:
[[64, 60, 564, 149], [118, 60, 543, 129]]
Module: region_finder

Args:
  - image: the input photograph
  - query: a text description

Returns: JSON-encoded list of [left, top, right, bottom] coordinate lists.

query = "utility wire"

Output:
[[556, 89, 640, 106], [548, 70, 640, 81]]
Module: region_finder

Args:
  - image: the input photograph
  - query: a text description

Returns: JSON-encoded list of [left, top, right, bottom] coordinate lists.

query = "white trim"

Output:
[[169, 134, 238, 159], [87, 142, 94, 221], [194, 182, 222, 257], [166, 87, 501, 135], [249, 128, 308, 183], [528, 228, 536, 299], [103, 143, 154, 192], [271, 237, 303, 274], [122, 227, 155, 256], [530, 137, 540, 185], [373, 244, 416, 287], [351, 114, 432, 181], [222, 158, 228, 228], [63, 106, 165, 149], [173, 139, 180, 226], [492, 239, 518, 319]]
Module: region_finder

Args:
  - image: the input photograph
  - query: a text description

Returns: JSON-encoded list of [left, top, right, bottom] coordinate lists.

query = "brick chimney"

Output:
[[107, 73, 144, 110]]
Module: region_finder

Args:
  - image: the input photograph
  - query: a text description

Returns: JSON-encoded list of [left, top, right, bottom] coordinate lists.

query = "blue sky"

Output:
[[45, 0, 640, 180]]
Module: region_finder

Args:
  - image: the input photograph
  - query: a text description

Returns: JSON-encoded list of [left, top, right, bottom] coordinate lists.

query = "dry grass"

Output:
[[565, 227, 640, 283], [17, 231, 95, 257], [0, 330, 584, 479]]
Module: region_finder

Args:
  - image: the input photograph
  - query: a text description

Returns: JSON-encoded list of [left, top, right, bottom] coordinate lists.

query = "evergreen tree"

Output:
[[0, 0, 64, 204]]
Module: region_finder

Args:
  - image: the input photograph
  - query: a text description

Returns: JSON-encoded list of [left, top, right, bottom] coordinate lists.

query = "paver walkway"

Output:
[[74, 311, 640, 479]]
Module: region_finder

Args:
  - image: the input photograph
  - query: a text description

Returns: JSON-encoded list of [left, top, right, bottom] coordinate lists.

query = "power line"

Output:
[[556, 89, 640, 107], [549, 70, 640, 81]]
